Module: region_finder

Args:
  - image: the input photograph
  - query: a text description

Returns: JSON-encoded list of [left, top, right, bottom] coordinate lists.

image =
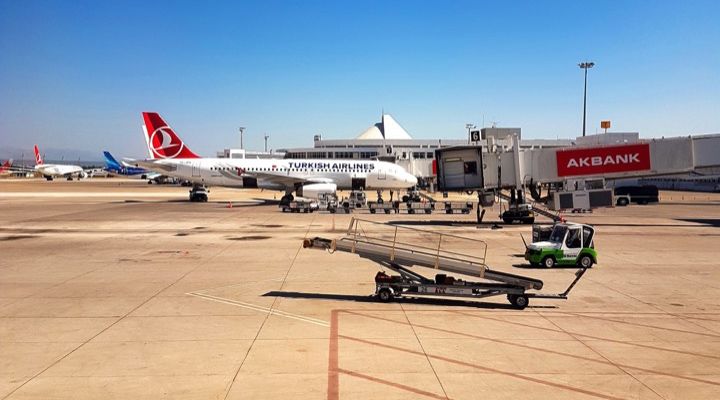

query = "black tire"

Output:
[[510, 294, 529, 309], [369, 209, 376, 214], [402, 195, 410, 202], [377, 288, 393, 302], [384, 209, 391, 214], [578, 254, 594, 268], [542, 256, 556, 268], [616, 197, 629, 206], [502, 217, 513, 224]]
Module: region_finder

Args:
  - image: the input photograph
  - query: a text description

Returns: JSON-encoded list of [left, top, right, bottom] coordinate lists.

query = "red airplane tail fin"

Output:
[[142, 112, 200, 159], [33, 145, 43, 165]]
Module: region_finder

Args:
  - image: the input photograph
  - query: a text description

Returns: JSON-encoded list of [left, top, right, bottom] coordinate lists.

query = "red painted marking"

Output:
[[338, 368, 450, 399], [327, 309, 339, 400], [556, 143, 651, 177]]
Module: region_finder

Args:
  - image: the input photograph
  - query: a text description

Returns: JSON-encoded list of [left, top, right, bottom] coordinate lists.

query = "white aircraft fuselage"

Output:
[[140, 157, 417, 191], [35, 164, 85, 178]]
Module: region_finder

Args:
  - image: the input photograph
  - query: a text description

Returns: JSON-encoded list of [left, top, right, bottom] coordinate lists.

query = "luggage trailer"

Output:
[[302, 218, 588, 309]]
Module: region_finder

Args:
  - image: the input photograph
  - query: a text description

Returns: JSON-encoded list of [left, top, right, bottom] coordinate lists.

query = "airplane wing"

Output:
[[125, 158, 178, 173]]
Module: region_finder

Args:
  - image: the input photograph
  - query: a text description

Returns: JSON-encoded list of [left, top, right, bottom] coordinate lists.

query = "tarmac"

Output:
[[1, 178, 719, 400]]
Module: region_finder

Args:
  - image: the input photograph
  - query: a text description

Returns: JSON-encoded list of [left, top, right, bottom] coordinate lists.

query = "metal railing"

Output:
[[342, 218, 488, 271]]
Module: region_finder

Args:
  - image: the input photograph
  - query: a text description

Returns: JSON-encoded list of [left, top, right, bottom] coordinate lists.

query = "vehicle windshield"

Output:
[[548, 225, 568, 243]]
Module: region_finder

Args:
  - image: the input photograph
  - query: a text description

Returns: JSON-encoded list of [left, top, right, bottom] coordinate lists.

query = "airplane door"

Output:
[[191, 163, 201, 178], [378, 168, 386, 180]]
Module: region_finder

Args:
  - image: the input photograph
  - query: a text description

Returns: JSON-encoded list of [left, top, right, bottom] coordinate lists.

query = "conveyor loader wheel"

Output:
[[509, 294, 529, 309], [377, 288, 393, 303]]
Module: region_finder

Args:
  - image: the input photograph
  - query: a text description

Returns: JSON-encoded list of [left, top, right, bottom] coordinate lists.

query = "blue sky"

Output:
[[1, 0, 719, 159]]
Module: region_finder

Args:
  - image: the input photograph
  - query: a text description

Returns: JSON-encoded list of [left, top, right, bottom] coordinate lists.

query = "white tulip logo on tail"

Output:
[[149, 126, 184, 159]]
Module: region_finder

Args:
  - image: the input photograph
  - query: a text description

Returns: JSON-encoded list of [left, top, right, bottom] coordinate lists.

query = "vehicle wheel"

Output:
[[329, 208, 336, 214], [370, 209, 376, 214], [377, 288, 393, 302], [384, 209, 391, 214], [510, 294, 529, 309], [542, 256, 556, 268], [425, 209, 431, 214], [616, 197, 629, 206], [502, 217, 513, 224], [578, 254, 594, 268], [402, 195, 410, 202]]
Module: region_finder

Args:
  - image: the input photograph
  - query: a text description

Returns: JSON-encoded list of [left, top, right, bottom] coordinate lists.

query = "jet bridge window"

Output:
[[463, 161, 478, 175]]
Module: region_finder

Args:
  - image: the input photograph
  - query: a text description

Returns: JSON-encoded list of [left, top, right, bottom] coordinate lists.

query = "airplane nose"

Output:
[[407, 173, 418, 187]]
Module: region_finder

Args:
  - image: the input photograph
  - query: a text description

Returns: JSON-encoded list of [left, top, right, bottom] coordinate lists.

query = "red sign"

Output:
[[556, 143, 651, 177]]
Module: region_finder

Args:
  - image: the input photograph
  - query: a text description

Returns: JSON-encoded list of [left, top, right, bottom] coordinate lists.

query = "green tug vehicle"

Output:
[[525, 223, 597, 268]]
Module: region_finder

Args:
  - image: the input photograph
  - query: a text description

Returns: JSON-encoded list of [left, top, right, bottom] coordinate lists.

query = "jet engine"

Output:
[[297, 183, 337, 199]]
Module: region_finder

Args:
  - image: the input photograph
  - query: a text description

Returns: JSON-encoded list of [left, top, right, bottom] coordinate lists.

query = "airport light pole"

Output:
[[239, 127, 246, 150], [579, 61, 595, 137], [264, 133, 269, 153]]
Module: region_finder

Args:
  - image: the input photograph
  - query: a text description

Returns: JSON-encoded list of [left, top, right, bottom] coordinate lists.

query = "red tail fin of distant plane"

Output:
[[0, 159, 12, 173], [142, 112, 200, 159], [33, 145, 43, 165]]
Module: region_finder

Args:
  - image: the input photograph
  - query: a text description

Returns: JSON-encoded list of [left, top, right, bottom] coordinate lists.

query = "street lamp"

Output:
[[238, 127, 246, 150], [264, 133, 270, 153], [578, 61, 595, 137]]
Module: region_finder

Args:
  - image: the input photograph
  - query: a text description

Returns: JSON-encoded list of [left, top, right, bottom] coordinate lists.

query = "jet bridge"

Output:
[[435, 132, 720, 211], [303, 218, 588, 309]]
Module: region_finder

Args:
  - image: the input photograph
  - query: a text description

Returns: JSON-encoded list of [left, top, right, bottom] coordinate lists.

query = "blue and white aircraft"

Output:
[[104, 151, 164, 183]]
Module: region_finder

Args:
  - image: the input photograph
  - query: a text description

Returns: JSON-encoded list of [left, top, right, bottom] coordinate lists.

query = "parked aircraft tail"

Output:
[[33, 145, 43, 165], [103, 151, 122, 170], [141, 112, 200, 160], [0, 159, 12, 173]]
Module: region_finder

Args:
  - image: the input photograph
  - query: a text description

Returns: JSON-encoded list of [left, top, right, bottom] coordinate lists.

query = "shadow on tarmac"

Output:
[[263, 290, 556, 309]]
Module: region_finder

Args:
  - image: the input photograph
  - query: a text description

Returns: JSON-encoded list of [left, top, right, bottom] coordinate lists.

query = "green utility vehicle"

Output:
[[525, 223, 597, 268]]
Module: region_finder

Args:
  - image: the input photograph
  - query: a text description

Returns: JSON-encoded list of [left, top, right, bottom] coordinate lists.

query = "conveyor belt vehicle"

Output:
[[303, 218, 588, 309]]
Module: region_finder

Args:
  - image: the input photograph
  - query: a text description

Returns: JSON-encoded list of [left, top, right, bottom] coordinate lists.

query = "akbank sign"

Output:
[[556, 143, 651, 177]]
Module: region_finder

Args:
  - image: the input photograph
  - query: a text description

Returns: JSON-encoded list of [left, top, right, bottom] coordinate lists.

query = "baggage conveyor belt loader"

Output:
[[302, 218, 588, 309]]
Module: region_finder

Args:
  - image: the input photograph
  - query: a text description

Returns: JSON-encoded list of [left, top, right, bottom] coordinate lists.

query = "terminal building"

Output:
[[277, 114, 575, 183]]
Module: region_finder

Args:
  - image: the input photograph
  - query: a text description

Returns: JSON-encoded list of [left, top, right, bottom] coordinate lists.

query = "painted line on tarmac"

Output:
[[187, 291, 329, 327]]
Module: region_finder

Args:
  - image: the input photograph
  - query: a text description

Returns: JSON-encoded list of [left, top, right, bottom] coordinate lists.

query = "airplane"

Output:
[[33, 145, 87, 181], [130, 112, 418, 202], [103, 151, 165, 183], [0, 159, 12, 175]]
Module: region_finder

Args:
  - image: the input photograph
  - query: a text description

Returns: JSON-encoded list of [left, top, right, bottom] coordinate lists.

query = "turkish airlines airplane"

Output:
[[33, 145, 87, 180], [0, 159, 13, 175], [131, 112, 418, 202]]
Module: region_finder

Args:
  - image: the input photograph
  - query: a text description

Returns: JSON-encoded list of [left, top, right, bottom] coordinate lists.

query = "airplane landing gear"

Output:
[[189, 185, 208, 202], [376, 189, 383, 204], [280, 192, 295, 205]]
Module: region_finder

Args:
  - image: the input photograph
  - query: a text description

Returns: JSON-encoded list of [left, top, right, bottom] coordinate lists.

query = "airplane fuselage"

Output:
[[35, 164, 84, 178], [143, 158, 417, 191]]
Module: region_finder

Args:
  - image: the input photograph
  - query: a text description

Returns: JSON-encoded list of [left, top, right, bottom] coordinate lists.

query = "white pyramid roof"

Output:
[[356, 114, 413, 140]]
